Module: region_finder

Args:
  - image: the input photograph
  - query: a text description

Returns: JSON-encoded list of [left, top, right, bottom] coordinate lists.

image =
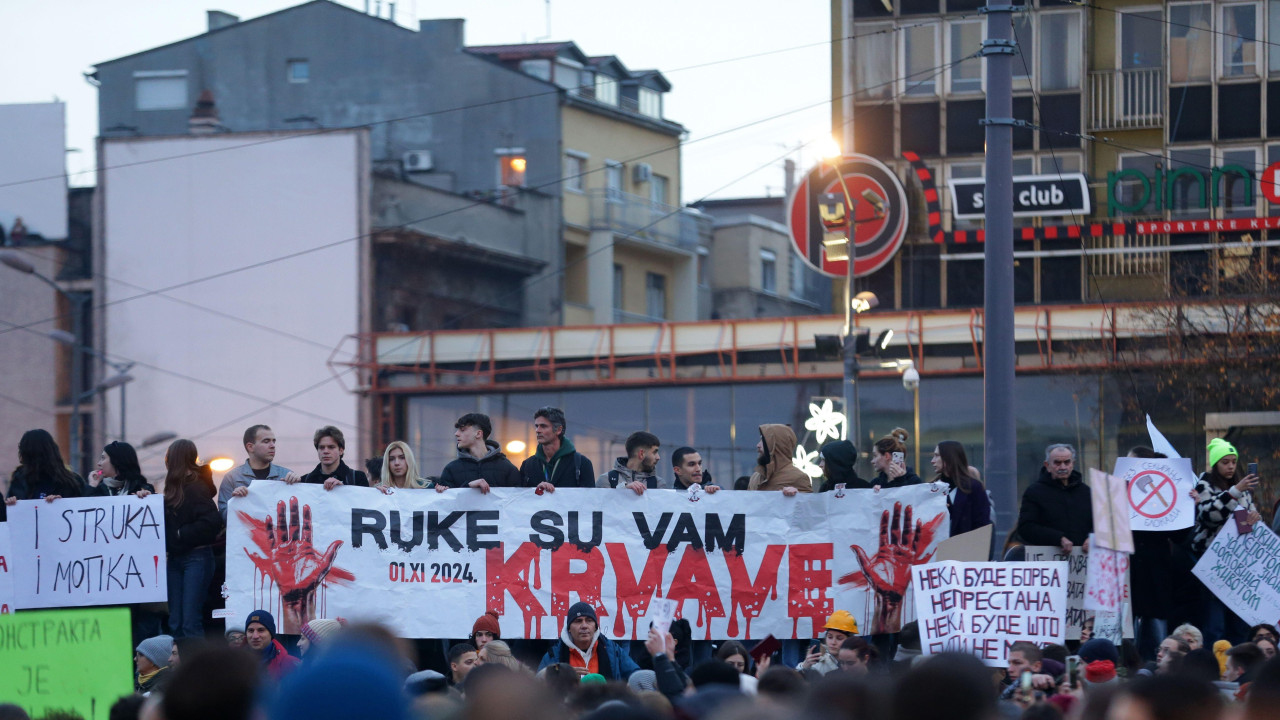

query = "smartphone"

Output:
[[1020, 671, 1033, 692], [1234, 508, 1255, 534], [748, 635, 781, 663], [808, 638, 824, 653], [1248, 462, 1258, 476], [892, 452, 905, 470], [1066, 655, 1080, 689]]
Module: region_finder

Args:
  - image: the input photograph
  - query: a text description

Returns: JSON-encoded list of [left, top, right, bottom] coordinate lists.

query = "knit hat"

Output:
[[581, 673, 607, 685], [405, 669, 448, 697], [1207, 438, 1238, 472], [301, 618, 343, 646], [1078, 638, 1120, 666], [628, 669, 658, 692], [1213, 639, 1232, 676], [270, 645, 411, 720], [567, 601, 597, 627], [136, 634, 174, 668], [472, 610, 501, 638], [246, 609, 276, 637], [1082, 660, 1117, 685]]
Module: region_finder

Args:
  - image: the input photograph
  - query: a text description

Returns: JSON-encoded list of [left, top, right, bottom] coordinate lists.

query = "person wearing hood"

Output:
[[300, 426, 369, 490], [519, 407, 595, 491], [815, 440, 869, 492], [597, 431, 664, 494], [88, 441, 155, 496], [376, 441, 440, 492], [1015, 443, 1093, 553], [438, 413, 522, 493], [747, 424, 812, 495], [245, 609, 301, 681], [538, 602, 639, 681]]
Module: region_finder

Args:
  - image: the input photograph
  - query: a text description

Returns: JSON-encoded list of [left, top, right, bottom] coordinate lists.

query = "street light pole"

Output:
[[824, 157, 862, 462]]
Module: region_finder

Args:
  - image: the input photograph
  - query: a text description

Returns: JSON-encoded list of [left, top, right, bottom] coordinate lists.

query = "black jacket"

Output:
[[300, 461, 369, 487], [1, 467, 88, 522], [519, 438, 595, 488], [88, 474, 155, 497], [816, 440, 871, 492], [165, 478, 223, 555], [874, 466, 924, 489], [439, 441, 522, 488], [1015, 467, 1093, 546]]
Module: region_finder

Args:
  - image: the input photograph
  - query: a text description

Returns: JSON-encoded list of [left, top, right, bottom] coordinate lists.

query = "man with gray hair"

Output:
[[1015, 443, 1093, 553]]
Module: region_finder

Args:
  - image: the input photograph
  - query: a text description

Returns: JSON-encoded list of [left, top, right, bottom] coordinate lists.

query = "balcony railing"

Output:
[[588, 190, 707, 251], [1088, 68, 1164, 131]]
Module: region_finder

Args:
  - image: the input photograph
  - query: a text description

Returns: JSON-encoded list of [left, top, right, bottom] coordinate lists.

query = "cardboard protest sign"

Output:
[[1024, 546, 1132, 641], [1113, 457, 1196, 532], [912, 561, 1068, 667], [1089, 469, 1134, 553], [226, 483, 949, 639], [0, 607, 134, 719], [6, 494, 167, 609], [1083, 536, 1130, 613], [1192, 518, 1280, 627], [934, 525, 993, 562]]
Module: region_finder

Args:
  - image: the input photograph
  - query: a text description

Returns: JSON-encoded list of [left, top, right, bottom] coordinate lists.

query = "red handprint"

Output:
[[237, 497, 355, 634], [839, 502, 945, 634]]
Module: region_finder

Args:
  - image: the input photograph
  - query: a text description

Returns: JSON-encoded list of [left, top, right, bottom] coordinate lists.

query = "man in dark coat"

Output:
[[519, 407, 595, 491], [300, 426, 369, 489], [439, 413, 521, 492], [1016, 443, 1093, 553]]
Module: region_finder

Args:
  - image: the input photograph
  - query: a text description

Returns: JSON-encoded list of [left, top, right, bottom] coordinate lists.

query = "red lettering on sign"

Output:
[[666, 548, 727, 640], [551, 545, 607, 636], [606, 543, 669, 639], [485, 542, 544, 638], [724, 544, 784, 637], [787, 543, 834, 640]]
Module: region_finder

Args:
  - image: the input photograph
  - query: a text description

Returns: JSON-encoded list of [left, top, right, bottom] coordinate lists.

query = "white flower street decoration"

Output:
[[804, 399, 846, 444], [793, 445, 823, 479]]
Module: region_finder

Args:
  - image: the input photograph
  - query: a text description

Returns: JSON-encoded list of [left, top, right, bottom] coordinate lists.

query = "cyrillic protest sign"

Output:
[[1193, 518, 1280, 627], [1112, 457, 1196, 531], [1083, 538, 1130, 613], [0, 607, 134, 718], [7, 495, 167, 609], [911, 561, 1068, 666], [226, 483, 949, 639], [1024, 546, 1132, 642], [0, 524, 13, 614]]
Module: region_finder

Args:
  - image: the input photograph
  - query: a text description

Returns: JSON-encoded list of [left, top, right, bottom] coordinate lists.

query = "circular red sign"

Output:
[[786, 154, 909, 279], [1128, 470, 1176, 519]]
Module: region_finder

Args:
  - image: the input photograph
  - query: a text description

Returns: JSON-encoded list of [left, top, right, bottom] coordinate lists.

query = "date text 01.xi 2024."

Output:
[[388, 561, 476, 583]]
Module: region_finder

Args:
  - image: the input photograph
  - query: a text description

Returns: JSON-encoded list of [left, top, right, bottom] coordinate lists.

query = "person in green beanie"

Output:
[[1191, 438, 1260, 645]]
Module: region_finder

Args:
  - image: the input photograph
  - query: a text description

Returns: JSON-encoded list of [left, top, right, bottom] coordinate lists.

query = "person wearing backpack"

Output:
[[519, 407, 595, 491], [596, 431, 663, 495]]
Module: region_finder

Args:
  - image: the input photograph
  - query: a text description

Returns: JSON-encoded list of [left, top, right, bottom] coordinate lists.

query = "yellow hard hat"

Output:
[[824, 609, 858, 635]]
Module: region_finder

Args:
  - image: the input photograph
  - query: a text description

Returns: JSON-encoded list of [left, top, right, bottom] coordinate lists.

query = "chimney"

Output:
[[420, 19, 464, 51], [784, 158, 796, 199], [189, 89, 221, 134], [207, 10, 240, 31]]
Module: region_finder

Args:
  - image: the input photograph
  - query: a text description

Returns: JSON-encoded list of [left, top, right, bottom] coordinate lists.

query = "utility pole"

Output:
[[983, 2, 1019, 542]]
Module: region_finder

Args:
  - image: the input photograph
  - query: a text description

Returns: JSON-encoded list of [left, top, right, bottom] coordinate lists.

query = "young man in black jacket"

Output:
[[1016, 443, 1093, 553], [439, 413, 521, 492], [300, 426, 369, 490], [519, 407, 595, 492]]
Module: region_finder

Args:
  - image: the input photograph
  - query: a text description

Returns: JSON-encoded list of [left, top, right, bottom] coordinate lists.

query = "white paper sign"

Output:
[[1083, 535, 1130, 613], [6, 495, 168, 608], [1024, 546, 1133, 640], [1192, 519, 1280, 628], [1112, 457, 1196, 532], [1089, 469, 1134, 553], [912, 561, 1068, 667], [0, 525, 13, 613]]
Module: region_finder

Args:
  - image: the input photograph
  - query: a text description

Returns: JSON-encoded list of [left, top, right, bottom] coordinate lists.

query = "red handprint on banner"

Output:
[[237, 497, 355, 634], [839, 502, 945, 634]]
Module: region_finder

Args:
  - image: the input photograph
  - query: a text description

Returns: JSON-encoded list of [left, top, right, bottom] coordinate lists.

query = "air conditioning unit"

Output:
[[403, 150, 434, 173], [632, 162, 652, 184]]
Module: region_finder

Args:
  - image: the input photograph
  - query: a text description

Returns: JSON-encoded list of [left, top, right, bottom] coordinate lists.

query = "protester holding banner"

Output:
[[597, 431, 665, 494], [1191, 438, 1260, 644], [376, 440, 438, 492], [300, 426, 370, 490], [2, 428, 89, 521], [438, 413, 521, 492], [870, 433, 923, 489], [518, 407, 595, 490], [816, 440, 868, 492], [218, 424, 301, 520], [931, 441, 991, 536], [162, 439, 222, 639], [88, 441, 155, 497], [670, 446, 721, 493], [1015, 443, 1093, 553], [747, 424, 811, 494]]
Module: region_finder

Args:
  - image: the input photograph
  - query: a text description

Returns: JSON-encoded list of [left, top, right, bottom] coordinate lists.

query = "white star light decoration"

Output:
[[793, 446, 823, 479], [804, 399, 846, 443]]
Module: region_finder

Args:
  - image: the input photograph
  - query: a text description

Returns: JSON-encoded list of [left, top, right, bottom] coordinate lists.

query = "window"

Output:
[[1221, 4, 1259, 78], [134, 70, 187, 111], [613, 264, 625, 310], [761, 249, 777, 293], [1011, 14, 1033, 88], [1115, 154, 1161, 215], [1220, 148, 1258, 217], [1040, 154, 1083, 175], [287, 59, 309, 83], [645, 272, 667, 319], [1120, 10, 1162, 69], [1271, 1, 1280, 76], [1169, 147, 1215, 218], [856, 24, 895, 99], [902, 24, 938, 96], [949, 21, 983, 94], [1170, 4, 1213, 83], [497, 150, 527, 187], [650, 174, 669, 207], [790, 252, 806, 298], [605, 161, 624, 200], [595, 75, 619, 105], [638, 87, 662, 118], [555, 61, 584, 92], [697, 246, 711, 286], [948, 162, 984, 228], [1039, 12, 1082, 90], [520, 59, 551, 81], [1012, 156, 1035, 176], [563, 153, 586, 193]]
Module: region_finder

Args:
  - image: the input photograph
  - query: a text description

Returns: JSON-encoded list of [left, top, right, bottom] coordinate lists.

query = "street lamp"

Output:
[[0, 249, 91, 474], [140, 431, 178, 449]]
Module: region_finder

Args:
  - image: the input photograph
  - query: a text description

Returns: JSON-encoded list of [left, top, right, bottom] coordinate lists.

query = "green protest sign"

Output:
[[0, 607, 134, 719]]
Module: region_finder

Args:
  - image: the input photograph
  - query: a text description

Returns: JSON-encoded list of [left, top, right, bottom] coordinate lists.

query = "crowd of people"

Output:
[[1, 406, 1277, 720]]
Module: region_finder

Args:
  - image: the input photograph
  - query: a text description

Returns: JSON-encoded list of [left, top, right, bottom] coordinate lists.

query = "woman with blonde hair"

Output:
[[377, 441, 441, 492], [477, 640, 530, 674]]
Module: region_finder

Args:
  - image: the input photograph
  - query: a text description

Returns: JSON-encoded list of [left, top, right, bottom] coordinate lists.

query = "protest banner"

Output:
[[6, 494, 167, 609], [1192, 518, 1280, 627], [934, 525, 993, 562], [1089, 469, 1133, 553], [1112, 457, 1196, 531], [0, 607, 134, 719], [911, 560, 1068, 667], [1083, 536, 1130, 613], [225, 483, 949, 639], [1024, 546, 1132, 641], [0, 524, 13, 613]]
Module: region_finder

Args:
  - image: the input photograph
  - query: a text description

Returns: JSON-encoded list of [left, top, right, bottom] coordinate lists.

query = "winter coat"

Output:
[[1015, 467, 1093, 546], [747, 425, 812, 492], [440, 441, 522, 488], [816, 440, 870, 492], [135, 665, 172, 694], [1, 467, 89, 521], [873, 466, 924, 489], [1130, 527, 1188, 618], [538, 629, 640, 681], [300, 461, 369, 487], [216, 460, 295, 520], [1190, 472, 1256, 557], [519, 437, 595, 488], [652, 653, 690, 699], [945, 476, 993, 536], [597, 457, 666, 489], [165, 476, 223, 555], [88, 473, 155, 497], [261, 638, 301, 680]]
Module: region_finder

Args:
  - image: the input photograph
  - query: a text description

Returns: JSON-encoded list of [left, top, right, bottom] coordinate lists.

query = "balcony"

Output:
[[588, 190, 707, 251], [1088, 68, 1164, 131]]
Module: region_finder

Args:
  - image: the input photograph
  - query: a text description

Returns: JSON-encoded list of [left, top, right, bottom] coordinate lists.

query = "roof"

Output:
[[466, 41, 587, 64], [628, 70, 672, 92]]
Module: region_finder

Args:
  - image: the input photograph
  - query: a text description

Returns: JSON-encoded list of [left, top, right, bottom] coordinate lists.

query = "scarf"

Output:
[[104, 476, 124, 491]]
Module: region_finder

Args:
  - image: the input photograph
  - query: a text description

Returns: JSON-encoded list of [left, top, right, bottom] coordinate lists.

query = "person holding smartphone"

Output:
[[1190, 438, 1260, 644], [869, 433, 922, 489]]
